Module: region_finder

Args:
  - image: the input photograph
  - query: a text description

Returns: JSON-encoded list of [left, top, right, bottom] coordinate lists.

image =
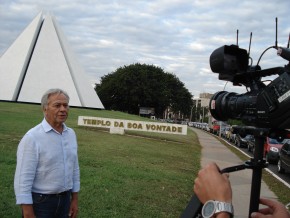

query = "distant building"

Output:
[[193, 92, 213, 108], [192, 92, 213, 122]]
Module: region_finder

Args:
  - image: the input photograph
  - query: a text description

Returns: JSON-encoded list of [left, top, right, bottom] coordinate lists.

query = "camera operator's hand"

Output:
[[251, 198, 290, 218], [194, 162, 232, 204]]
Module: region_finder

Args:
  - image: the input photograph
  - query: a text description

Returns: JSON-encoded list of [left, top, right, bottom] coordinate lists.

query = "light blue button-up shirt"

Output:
[[14, 118, 80, 204]]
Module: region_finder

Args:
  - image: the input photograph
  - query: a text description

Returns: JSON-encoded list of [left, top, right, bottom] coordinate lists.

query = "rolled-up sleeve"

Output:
[[72, 154, 80, 193], [14, 134, 38, 204], [71, 131, 80, 193]]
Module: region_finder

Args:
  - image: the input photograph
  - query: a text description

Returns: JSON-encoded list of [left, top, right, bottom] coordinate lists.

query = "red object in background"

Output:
[[264, 137, 284, 164]]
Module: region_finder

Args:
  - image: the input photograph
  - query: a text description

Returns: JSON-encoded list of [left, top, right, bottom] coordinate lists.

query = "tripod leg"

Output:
[[248, 135, 264, 216], [180, 194, 202, 218]]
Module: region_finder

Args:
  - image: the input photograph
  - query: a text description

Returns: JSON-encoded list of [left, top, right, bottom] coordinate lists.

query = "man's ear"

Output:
[[43, 106, 48, 116]]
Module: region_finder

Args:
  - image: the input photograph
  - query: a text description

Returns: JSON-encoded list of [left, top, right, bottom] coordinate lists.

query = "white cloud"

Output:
[[0, 0, 289, 100]]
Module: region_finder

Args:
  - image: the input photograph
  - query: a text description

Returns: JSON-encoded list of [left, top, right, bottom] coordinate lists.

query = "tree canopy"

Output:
[[95, 63, 193, 118]]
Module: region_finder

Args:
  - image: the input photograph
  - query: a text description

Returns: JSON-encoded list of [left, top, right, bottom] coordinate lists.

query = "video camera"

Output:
[[181, 19, 290, 218], [209, 24, 290, 129]]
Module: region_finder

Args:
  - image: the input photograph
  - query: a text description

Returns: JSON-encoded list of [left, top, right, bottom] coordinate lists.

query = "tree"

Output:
[[95, 63, 193, 118]]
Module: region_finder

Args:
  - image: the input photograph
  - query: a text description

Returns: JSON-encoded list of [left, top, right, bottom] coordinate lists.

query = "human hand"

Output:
[[251, 198, 290, 218], [69, 193, 79, 218], [21, 204, 36, 218], [194, 162, 232, 204]]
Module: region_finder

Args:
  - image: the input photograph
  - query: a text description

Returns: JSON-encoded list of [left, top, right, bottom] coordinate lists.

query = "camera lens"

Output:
[[209, 91, 231, 121], [209, 91, 257, 123], [209, 91, 256, 121]]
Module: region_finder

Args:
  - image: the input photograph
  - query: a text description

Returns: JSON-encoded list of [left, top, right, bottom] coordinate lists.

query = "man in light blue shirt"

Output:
[[14, 88, 80, 218]]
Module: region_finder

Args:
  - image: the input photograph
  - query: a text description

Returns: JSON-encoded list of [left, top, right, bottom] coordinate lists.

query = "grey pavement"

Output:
[[192, 128, 277, 218]]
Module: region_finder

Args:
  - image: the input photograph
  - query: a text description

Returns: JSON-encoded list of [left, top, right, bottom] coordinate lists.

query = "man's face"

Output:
[[44, 93, 69, 128]]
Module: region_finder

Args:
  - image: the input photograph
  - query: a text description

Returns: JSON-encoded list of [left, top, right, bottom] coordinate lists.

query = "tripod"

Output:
[[181, 127, 288, 218]]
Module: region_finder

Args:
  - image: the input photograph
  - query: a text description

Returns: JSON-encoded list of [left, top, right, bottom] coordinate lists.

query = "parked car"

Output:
[[205, 125, 210, 132], [246, 135, 255, 152], [188, 122, 194, 127], [235, 134, 251, 148], [230, 133, 237, 143], [200, 123, 209, 131], [221, 126, 230, 139], [227, 130, 236, 143], [209, 120, 220, 135], [277, 140, 290, 173], [264, 137, 284, 164]]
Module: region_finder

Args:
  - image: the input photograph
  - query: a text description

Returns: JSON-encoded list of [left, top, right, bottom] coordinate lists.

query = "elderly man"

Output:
[[14, 88, 80, 218]]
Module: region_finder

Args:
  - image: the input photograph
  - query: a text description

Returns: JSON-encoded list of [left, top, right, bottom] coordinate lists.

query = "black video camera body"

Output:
[[209, 44, 290, 129]]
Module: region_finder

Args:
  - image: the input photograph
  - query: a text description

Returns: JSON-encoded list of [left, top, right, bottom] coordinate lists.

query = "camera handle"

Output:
[[181, 130, 268, 218]]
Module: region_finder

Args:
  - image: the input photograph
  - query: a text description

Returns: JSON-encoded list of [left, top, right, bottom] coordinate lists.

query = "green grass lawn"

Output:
[[0, 102, 200, 217]]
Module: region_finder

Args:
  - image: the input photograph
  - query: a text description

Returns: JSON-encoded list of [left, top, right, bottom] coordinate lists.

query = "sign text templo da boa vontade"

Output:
[[78, 116, 187, 135]]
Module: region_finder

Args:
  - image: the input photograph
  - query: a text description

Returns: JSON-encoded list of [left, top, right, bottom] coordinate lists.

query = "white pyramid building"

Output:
[[0, 12, 104, 109]]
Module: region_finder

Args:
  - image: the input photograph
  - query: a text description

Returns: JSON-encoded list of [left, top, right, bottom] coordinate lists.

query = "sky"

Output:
[[1, 0, 290, 98]]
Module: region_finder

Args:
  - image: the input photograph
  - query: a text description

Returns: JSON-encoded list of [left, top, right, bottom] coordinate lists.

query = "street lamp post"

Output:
[[190, 105, 194, 122], [189, 96, 194, 122]]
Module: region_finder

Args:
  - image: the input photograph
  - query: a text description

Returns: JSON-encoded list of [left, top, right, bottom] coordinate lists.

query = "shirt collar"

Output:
[[41, 118, 68, 133]]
